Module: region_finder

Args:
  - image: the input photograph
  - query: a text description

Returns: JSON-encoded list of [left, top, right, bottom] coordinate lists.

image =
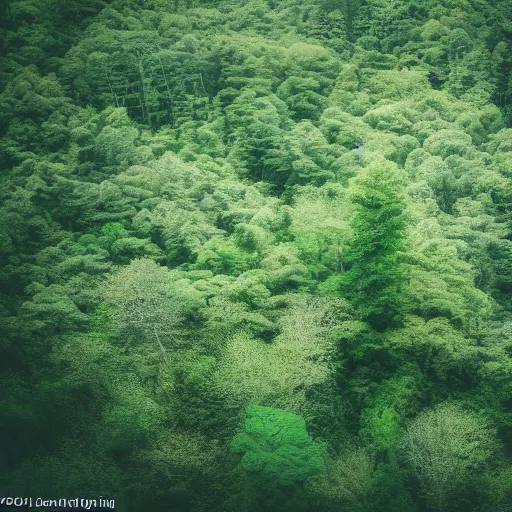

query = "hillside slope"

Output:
[[1, 1, 512, 512]]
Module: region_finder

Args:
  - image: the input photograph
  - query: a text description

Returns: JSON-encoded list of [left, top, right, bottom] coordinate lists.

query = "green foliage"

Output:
[[214, 295, 337, 412], [1, 1, 512, 511], [386, 316, 478, 387], [312, 447, 375, 512], [402, 402, 500, 511], [101, 375, 162, 454], [231, 405, 326, 486], [328, 157, 408, 330]]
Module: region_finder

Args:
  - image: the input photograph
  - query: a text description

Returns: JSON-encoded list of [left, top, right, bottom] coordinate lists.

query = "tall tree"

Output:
[[326, 156, 408, 331]]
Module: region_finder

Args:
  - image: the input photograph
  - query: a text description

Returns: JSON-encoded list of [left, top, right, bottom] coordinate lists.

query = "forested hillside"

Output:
[[1, 1, 512, 511]]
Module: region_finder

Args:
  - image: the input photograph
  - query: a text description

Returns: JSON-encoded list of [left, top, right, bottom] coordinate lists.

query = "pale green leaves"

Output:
[[402, 403, 499, 511], [214, 296, 337, 411]]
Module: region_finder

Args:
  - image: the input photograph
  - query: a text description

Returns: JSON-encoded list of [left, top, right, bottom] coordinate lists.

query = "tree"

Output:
[[290, 184, 351, 279], [100, 374, 162, 454], [402, 402, 499, 511], [102, 258, 184, 364], [277, 76, 327, 121], [214, 295, 337, 413], [129, 430, 222, 512], [231, 405, 326, 486], [227, 90, 291, 190], [385, 316, 479, 387], [312, 448, 375, 512], [325, 156, 408, 331]]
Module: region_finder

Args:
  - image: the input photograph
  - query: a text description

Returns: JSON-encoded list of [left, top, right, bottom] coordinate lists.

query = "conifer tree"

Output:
[[336, 157, 408, 331]]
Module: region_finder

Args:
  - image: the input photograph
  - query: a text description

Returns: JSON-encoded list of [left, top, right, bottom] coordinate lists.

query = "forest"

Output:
[[1, 0, 512, 511]]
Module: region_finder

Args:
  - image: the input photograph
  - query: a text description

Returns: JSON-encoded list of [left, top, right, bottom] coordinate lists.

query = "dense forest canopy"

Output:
[[1, 1, 512, 511]]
